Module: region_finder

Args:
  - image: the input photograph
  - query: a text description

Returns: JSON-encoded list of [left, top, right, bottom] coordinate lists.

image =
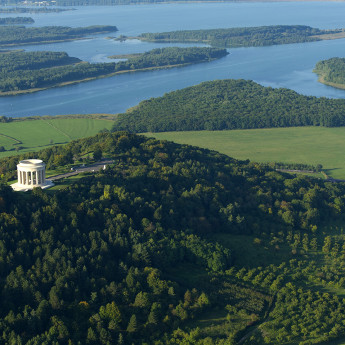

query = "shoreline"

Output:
[[316, 75, 345, 90], [121, 30, 345, 46], [0, 59, 218, 97]]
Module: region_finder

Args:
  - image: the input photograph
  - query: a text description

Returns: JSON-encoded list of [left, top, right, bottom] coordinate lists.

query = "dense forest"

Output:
[[0, 25, 118, 46], [112, 79, 345, 132], [0, 48, 227, 93], [1, 132, 345, 344], [0, 17, 34, 24], [314, 57, 345, 87], [138, 25, 341, 48]]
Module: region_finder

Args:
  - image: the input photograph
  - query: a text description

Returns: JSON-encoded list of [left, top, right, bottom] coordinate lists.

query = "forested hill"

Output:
[[314, 57, 345, 89], [112, 79, 345, 132], [0, 25, 118, 46], [138, 25, 343, 48], [2, 132, 345, 344]]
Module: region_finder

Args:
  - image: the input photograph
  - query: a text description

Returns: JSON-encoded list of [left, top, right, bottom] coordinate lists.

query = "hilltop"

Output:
[[1, 132, 345, 344], [112, 79, 345, 133]]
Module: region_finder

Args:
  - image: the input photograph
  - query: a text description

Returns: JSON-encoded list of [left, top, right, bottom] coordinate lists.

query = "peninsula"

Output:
[[0, 25, 118, 47], [0, 47, 228, 95], [125, 25, 345, 48], [314, 57, 345, 90]]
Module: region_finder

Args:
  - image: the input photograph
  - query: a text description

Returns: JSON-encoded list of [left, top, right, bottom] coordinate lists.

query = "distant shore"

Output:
[[0, 29, 117, 48]]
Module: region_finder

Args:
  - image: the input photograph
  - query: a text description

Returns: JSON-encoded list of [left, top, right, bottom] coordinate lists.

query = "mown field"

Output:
[[0, 117, 114, 157], [148, 126, 345, 179]]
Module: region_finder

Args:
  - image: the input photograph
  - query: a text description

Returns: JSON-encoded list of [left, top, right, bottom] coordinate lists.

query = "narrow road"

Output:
[[47, 159, 113, 181]]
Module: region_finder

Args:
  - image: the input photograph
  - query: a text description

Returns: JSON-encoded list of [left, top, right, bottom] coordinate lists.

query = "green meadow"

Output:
[[0, 117, 114, 157], [148, 126, 345, 179]]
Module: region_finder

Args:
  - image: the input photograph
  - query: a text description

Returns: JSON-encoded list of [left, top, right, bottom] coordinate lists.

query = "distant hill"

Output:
[[112, 79, 345, 133]]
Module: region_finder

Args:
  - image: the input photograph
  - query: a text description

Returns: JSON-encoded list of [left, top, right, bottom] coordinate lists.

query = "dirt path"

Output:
[[237, 295, 276, 344]]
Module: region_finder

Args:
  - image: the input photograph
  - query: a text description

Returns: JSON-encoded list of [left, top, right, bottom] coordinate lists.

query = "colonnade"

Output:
[[15, 159, 48, 189], [17, 168, 45, 186]]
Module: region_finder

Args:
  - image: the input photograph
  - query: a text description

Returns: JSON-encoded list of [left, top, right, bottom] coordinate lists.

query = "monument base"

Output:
[[11, 180, 54, 192]]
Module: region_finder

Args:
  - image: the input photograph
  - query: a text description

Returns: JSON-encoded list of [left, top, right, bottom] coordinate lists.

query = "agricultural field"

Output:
[[148, 126, 345, 179], [0, 117, 114, 157]]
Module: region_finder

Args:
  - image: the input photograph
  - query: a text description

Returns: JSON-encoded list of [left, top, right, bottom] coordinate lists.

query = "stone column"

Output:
[[30, 171, 33, 186]]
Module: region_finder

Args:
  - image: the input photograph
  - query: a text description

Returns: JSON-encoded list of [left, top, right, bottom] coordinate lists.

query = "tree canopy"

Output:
[[0, 25, 118, 46], [314, 57, 345, 88], [0, 48, 227, 94], [138, 25, 341, 48], [1, 132, 345, 343], [112, 79, 345, 132]]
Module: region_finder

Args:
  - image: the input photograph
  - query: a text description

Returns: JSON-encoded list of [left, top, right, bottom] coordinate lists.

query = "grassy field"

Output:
[[0, 117, 114, 157], [147, 126, 345, 179]]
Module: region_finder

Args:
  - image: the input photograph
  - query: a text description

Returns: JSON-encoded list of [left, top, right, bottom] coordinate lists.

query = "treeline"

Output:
[[263, 162, 323, 173], [0, 48, 227, 93], [0, 51, 80, 72], [0, 7, 71, 13], [139, 25, 340, 48], [2, 0, 245, 5], [1, 132, 345, 343], [0, 25, 118, 46], [0, 51, 114, 92], [113, 47, 228, 69], [314, 57, 345, 86], [112, 79, 345, 132], [0, 16, 34, 24]]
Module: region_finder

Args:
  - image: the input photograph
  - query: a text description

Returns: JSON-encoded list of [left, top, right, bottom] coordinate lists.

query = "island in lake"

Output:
[[0, 47, 228, 95], [118, 25, 345, 48]]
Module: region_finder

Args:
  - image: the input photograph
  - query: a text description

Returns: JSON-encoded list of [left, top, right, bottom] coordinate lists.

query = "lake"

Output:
[[3, 2, 345, 117]]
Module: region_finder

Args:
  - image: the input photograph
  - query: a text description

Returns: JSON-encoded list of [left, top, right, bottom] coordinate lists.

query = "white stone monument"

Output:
[[11, 159, 54, 191]]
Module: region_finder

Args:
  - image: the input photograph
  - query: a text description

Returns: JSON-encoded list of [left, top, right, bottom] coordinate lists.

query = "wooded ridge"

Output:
[[112, 79, 345, 132]]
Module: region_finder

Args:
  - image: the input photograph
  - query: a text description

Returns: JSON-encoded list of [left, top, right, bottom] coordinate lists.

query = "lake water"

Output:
[[3, 2, 345, 117]]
